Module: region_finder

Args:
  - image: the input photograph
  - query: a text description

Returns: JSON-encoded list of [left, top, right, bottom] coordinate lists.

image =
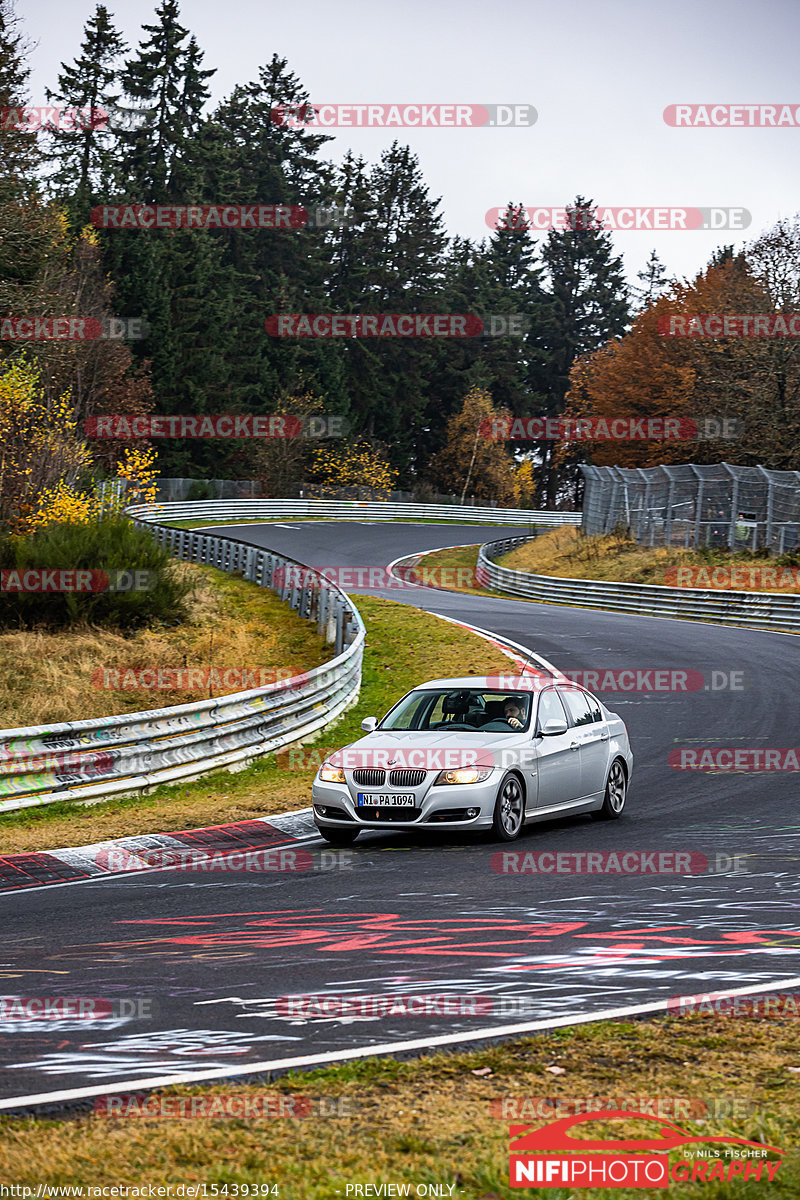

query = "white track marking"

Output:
[[5, 976, 800, 1110]]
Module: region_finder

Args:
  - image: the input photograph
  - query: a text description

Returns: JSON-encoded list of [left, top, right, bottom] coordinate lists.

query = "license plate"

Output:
[[356, 793, 415, 807]]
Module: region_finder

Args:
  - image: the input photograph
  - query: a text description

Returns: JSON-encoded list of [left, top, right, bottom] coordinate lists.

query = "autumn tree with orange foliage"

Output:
[[559, 244, 800, 471]]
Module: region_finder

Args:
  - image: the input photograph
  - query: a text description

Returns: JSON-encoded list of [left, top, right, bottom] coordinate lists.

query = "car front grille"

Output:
[[352, 768, 386, 786], [388, 769, 427, 787]]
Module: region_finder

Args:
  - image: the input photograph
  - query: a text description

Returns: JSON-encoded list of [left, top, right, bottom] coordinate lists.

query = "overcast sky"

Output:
[[23, 0, 800, 288]]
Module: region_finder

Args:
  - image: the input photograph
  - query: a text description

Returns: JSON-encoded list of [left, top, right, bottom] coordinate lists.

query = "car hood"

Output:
[[327, 729, 531, 772], [354, 730, 529, 749]]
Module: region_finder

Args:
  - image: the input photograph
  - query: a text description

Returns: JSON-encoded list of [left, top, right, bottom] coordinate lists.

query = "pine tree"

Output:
[[632, 249, 670, 311], [208, 55, 340, 436], [534, 195, 630, 505], [326, 142, 448, 479], [0, 0, 38, 194], [116, 0, 214, 201], [43, 5, 127, 225]]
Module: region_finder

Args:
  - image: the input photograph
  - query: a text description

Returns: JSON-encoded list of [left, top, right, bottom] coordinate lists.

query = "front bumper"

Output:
[[311, 774, 502, 831]]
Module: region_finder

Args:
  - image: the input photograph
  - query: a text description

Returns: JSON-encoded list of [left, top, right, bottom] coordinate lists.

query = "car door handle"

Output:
[[600, 730, 610, 741], [570, 741, 580, 750]]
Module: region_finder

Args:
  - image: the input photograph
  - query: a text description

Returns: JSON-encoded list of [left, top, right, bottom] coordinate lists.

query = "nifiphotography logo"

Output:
[[508, 1111, 784, 1188]]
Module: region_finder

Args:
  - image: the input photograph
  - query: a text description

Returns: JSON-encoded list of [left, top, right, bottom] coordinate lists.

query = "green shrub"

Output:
[[0, 517, 193, 630], [185, 480, 215, 501]]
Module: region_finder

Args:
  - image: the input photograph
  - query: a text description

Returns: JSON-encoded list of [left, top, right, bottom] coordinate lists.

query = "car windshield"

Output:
[[380, 688, 533, 732]]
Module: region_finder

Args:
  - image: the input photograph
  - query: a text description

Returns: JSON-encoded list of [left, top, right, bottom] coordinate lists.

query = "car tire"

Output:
[[316, 825, 360, 845], [491, 773, 525, 841], [591, 759, 627, 820]]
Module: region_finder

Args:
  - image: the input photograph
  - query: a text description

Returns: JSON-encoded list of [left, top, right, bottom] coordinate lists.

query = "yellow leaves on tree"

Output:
[[114, 446, 159, 507], [512, 458, 537, 508], [0, 358, 160, 533], [310, 439, 398, 499], [427, 387, 518, 505], [0, 358, 91, 532]]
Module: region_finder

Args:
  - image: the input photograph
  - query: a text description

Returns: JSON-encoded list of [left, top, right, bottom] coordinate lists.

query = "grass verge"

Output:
[[0, 596, 515, 853], [500, 526, 800, 592], [398, 530, 800, 606], [0, 563, 328, 729], [0, 1014, 796, 1196]]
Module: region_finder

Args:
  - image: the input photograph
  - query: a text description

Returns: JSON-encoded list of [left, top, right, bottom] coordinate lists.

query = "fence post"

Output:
[[692, 472, 704, 551], [728, 473, 740, 551], [760, 466, 774, 552], [664, 474, 675, 547]]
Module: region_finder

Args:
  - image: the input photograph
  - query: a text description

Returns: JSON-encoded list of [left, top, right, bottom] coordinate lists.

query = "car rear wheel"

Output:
[[492, 773, 524, 841], [316, 825, 360, 845], [591, 760, 627, 820]]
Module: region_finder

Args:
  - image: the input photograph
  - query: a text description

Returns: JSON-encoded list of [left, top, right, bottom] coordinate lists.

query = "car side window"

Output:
[[536, 688, 567, 731], [559, 688, 595, 727], [585, 692, 603, 722]]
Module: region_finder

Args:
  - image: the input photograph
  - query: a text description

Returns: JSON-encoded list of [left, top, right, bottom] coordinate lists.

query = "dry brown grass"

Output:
[[0, 563, 327, 729], [500, 526, 800, 590]]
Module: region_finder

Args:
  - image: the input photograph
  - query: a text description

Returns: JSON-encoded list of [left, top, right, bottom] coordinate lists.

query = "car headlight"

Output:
[[433, 767, 493, 785], [319, 763, 346, 784]]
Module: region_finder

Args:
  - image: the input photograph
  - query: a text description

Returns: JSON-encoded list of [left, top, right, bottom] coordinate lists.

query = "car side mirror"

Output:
[[539, 717, 568, 736], [361, 716, 378, 733]]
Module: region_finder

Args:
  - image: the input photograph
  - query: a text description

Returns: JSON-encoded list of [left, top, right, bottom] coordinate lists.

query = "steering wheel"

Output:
[[429, 721, 474, 731]]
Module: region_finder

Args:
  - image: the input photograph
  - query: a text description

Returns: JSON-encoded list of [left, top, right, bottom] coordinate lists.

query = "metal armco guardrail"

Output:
[[477, 537, 800, 634], [124, 498, 582, 526], [0, 521, 365, 814]]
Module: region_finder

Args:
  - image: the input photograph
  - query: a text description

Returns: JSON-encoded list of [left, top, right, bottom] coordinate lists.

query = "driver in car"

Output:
[[503, 697, 526, 729]]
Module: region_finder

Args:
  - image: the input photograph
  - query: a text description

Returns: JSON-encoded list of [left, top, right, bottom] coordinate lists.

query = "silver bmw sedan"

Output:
[[312, 675, 633, 844]]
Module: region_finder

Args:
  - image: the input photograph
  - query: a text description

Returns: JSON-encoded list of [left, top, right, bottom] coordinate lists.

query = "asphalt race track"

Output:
[[3, 521, 800, 1109]]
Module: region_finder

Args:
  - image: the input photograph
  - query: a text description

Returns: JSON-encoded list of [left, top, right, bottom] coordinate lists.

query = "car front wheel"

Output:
[[492, 773, 525, 841], [592, 760, 627, 820]]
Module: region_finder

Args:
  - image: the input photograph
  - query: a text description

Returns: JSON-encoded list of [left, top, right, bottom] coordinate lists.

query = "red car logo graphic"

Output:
[[510, 1110, 784, 1155]]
